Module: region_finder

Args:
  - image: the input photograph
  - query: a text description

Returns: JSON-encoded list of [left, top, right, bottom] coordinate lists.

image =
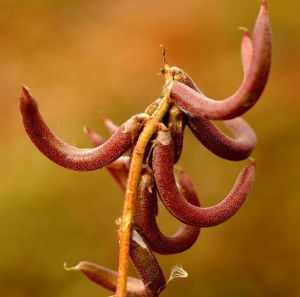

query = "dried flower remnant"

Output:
[[19, 2, 271, 296]]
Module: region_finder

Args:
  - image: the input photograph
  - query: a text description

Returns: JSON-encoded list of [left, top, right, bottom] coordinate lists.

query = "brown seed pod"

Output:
[[171, 1, 272, 120], [133, 170, 200, 254], [153, 130, 256, 227], [19, 86, 144, 171], [187, 116, 257, 161]]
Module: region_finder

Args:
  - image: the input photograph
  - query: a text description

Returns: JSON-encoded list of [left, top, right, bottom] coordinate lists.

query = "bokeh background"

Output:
[[0, 0, 299, 296]]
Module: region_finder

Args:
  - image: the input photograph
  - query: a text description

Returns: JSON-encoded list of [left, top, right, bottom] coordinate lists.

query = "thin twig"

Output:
[[115, 81, 173, 297]]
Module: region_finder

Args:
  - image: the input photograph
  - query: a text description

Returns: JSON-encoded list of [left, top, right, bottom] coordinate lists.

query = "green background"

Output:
[[0, 0, 299, 296]]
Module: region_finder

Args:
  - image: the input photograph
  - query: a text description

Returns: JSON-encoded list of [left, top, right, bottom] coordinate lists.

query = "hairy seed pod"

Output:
[[133, 170, 200, 254], [153, 130, 256, 227], [188, 116, 257, 161], [171, 1, 272, 120], [19, 86, 144, 171]]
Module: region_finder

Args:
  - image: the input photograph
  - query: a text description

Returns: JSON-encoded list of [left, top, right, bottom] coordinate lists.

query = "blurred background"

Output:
[[0, 0, 299, 296]]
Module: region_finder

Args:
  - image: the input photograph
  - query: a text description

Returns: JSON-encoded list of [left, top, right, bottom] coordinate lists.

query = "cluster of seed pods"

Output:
[[19, 2, 271, 297]]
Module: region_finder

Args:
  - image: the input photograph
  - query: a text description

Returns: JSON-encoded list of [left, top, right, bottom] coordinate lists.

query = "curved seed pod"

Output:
[[85, 126, 130, 191], [65, 261, 147, 297], [133, 170, 200, 255], [167, 104, 186, 163], [171, 1, 271, 120], [130, 230, 166, 296], [153, 130, 256, 227], [19, 86, 143, 171], [168, 46, 256, 162], [188, 117, 257, 161]]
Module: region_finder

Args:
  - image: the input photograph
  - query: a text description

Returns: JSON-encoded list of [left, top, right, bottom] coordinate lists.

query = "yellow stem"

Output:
[[115, 89, 172, 297]]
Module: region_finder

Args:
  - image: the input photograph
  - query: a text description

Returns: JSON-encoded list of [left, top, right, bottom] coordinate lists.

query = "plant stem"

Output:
[[115, 87, 172, 297]]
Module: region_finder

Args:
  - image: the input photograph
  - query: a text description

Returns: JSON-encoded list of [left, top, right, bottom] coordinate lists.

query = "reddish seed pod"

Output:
[[168, 40, 257, 161], [133, 171, 200, 254], [188, 116, 257, 161], [168, 41, 257, 162], [153, 130, 256, 227], [171, 1, 272, 120], [19, 86, 143, 171]]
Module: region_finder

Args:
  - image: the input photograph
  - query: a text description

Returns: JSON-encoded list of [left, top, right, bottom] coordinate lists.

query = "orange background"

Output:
[[0, 0, 299, 296]]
